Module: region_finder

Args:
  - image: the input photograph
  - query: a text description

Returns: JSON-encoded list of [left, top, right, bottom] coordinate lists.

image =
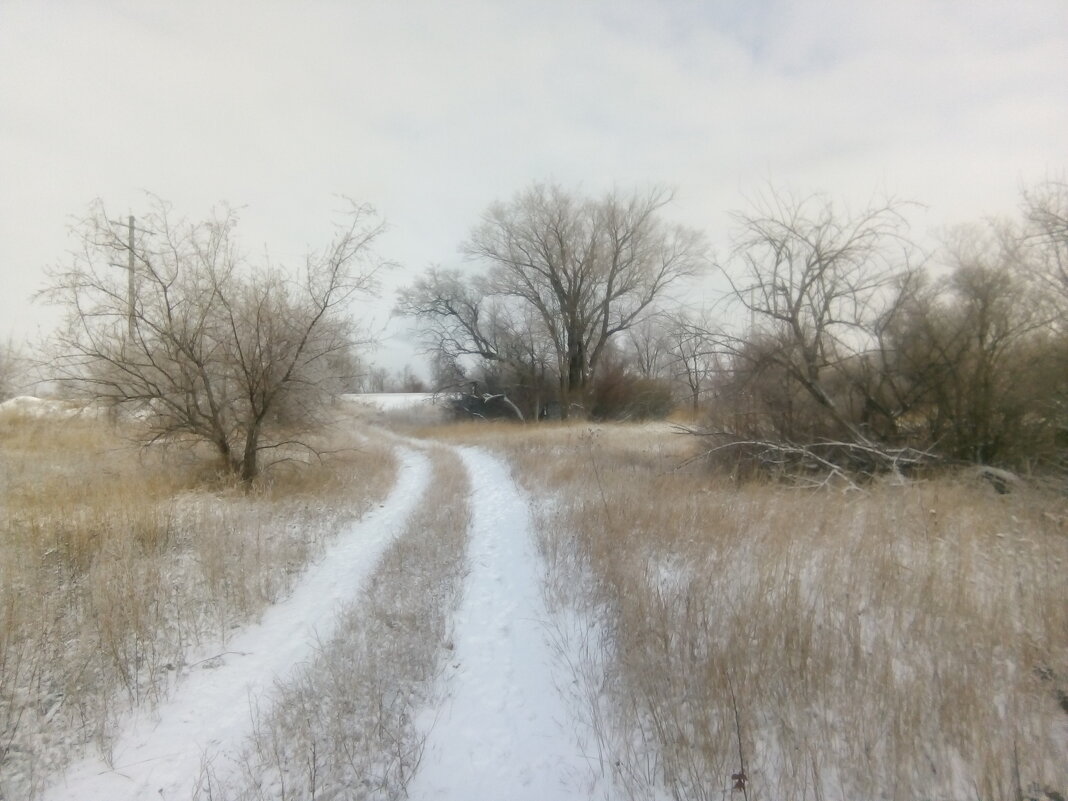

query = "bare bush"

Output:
[[587, 355, 675, 421], [41, 196, 387, 482], [704, 186, 1068, 475], [719, 190, 918, 440]]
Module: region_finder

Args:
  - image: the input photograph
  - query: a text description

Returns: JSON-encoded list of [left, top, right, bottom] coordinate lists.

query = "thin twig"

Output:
[[725, 669, 750, 801]]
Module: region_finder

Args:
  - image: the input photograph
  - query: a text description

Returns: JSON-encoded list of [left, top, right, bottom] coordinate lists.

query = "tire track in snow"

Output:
[[407, 446, 596, 801], [42, 445, 432, 801]]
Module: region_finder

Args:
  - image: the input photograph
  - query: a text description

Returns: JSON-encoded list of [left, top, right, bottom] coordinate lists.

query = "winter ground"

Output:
[[342, 393, 438, 410], [41, 446, 431, 800], [405, 448, 597, 800], [16, 407, 1068, 801], [38, 439, 599, 801]]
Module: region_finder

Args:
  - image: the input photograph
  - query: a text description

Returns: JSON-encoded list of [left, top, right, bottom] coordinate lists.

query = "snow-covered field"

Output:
[[37, 440, 598, 801], [0, 393, 446, 422], [41, 447, 429, 800], [0, 395, 105, 419], [342, 392, 438, 411], [7, 407, 1066, 800]]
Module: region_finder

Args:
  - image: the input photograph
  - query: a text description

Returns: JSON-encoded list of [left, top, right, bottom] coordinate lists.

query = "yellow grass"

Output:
[[426, 420, 1068, 801], [0, 408, 396, 799]]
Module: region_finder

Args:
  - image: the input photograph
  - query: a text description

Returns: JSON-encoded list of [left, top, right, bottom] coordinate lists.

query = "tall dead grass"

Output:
[[432, 421, 1068, 801], [0, 408, 395, 800]]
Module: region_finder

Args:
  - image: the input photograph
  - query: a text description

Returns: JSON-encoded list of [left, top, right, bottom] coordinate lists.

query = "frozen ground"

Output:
[[38, 440, 600, 800], [41, 447, 432, 801], [406, 447, 598, 800]]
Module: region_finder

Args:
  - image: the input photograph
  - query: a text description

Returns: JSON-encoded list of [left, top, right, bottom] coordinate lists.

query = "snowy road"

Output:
[[406, 447, 596, 801], [41, 447, 432, 801], [39, 443, 598, 800]]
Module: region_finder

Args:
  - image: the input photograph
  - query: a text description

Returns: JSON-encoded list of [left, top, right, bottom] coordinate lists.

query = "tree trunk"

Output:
[[240, 425, 260, 483], [565, 338, 586, 419], [216, 438, 239, 477]]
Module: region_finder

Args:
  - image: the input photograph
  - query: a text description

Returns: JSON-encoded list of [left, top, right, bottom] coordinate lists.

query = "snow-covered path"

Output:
[[406, 447, 595, 801], [42, 446, 432, 801]]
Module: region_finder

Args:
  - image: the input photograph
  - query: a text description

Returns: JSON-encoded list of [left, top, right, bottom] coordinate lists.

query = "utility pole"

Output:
[[109, 215, 148, 341], [126, 215, 135, 339]]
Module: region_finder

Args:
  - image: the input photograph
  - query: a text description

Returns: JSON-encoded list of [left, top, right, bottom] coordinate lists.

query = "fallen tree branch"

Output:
[[675, 426, 937, 485]]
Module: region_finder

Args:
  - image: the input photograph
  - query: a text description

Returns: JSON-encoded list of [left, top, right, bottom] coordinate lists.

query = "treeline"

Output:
[[31, 180, 1068, 478], [399, 179, 1068, 472], [699, 184, 1067, 476]]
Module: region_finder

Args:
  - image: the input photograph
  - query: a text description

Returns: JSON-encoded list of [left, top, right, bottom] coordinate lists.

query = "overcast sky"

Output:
[[2, 0, 1065, 374]]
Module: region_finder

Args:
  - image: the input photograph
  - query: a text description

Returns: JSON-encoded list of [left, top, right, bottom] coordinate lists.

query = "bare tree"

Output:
[[42, 196, 387, 482], [1022, 178, 1068, 322], [364, 365, 389, 393], [663, 308, 723, 415], [719, 189, 919, 444], [459, 183, 706, 417], [625, 315, 670, 380], [397, 267, 524, 367], [1020, 179, 1068, 461], [394, 365, 428, 393], [0, 339, 19, 402], [396, 267, 556, 417], [831, 268, 932, 442], [915, 224, 1050, 462]]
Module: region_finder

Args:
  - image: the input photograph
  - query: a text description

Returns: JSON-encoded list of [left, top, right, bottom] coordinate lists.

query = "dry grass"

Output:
[[202, 443, 471, 800], [0, 407, 396, 800], [427, 420, 1068, 801]]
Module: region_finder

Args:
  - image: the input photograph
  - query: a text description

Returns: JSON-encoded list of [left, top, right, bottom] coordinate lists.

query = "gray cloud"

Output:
[[2, 0, 1065, 372]]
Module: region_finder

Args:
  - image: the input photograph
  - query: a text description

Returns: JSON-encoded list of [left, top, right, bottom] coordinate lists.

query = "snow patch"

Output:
[[342, 392, 438, 411], [0, 395, 106, 419], [406, 447, 601, 801]]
